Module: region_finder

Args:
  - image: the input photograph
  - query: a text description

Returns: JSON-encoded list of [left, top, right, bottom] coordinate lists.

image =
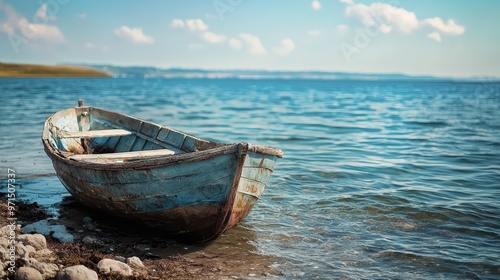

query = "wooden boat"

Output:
[[42, 99, 283, 241]]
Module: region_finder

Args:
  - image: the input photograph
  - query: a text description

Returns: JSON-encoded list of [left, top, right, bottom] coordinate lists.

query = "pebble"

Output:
[[115, 255, 126, 263], [127, 256, 146, 269], [28, 258, 60, 279], [82, 236, 100, 245], [17, 234, 47, 250], [33, 248, 57, 262], [16, 242, 36, 259], [15, 266, 43, 280], [0, 246, 7, 262], [0, 262, 5, 278], [0, 219, 150, 280], [56, 265, 98, 280], [97, 258, 133, 276], [0, 224, 20, 236]]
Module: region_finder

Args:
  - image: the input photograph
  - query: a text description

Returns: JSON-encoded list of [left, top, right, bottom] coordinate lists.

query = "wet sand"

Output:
[[0, 196, 281, 279]]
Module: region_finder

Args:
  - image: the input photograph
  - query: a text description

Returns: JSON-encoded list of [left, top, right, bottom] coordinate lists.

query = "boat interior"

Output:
[[45, 106, 221, 163]]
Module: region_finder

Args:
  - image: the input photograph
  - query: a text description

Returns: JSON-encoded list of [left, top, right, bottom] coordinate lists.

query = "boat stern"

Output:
[[227, 144, 282, 228]]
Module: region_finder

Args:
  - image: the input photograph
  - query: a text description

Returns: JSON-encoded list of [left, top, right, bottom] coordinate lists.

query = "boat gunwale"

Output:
[[42, 106, 283, 171]]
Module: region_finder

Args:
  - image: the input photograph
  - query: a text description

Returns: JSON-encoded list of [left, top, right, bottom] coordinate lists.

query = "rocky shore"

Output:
[[0, 198, 280, 279]]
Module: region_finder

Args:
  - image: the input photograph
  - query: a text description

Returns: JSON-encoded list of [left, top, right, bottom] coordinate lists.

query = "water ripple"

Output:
[[1, 79, 499, 279]]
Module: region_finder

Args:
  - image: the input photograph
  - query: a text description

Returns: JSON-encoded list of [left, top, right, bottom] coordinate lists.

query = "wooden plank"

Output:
[[58, 129, 132, 138], [91, 107, 141, 131], [130, 137, 147, 151], [113, 135, 135, 152], [181, 136, 197, 152], [69, 149, 175, 162], [157, 127, 171, 142], [166, 131, 186, 148], [139, 122, 161, 138], [142, 141, 158, 150]]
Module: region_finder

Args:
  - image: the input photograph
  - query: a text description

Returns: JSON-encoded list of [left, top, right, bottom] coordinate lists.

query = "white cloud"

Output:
[[340, 1, 465, 41], [337, 24, 350, 32], [339, 0, 354, 4], [228, 38, 242, 49], [114, 26, 154, 44], [0, 23, 13, 34], [421, 17, 465, 36], [85, 42, 109, 52], [186, 19, 208, 31], [76, 13, 87, 19], [35, 4, 56, 22], [308, 29, 321, 36], [0, 0, 64, 43], [311, 0, 321, 10], [239, 33, 266, 55], [379, 24, 392, 34], [426, 32, 442, 42], [345, 2, 419, 33], [273, 38, 295, 56], [170, 19, 185, 28], [21, 22, 64, 42], [170, 19, 208, 31], [201, 31, 227, 43]]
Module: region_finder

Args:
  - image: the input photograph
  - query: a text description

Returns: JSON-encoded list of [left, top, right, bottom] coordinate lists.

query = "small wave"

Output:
[[16, 173, 56, 179], [404, 120, 449, 127], [375, 250, 500, 278], [264, 136, 312, 142]]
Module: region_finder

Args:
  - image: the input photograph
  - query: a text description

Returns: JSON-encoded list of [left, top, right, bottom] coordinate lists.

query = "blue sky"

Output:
[[0, 0, 499, 77]]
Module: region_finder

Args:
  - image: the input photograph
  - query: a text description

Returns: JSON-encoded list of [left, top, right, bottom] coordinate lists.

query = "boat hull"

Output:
[[42, 105, 281, 241]]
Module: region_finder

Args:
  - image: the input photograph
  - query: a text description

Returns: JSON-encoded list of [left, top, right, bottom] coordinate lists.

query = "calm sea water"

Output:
[[1, 78, 499, 279]]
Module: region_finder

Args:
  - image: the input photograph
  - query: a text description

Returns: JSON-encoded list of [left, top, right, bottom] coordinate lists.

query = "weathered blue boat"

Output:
[[42, 100, 283, 241]]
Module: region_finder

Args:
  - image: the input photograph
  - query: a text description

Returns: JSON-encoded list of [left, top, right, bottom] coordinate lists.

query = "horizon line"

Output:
[[2, 61, 500, 81]]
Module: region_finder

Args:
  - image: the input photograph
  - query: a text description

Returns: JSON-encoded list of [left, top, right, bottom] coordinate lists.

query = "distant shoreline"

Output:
[[0, 62, 110, 78]]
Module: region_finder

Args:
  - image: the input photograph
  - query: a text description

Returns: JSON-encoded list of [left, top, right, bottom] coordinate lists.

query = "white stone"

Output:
[[17, 234, 47, 250], [56, 265, 98, 280], [0, 237, 9, 248], [0, 246, 8, 262], [25, 245, 36, 254], [0, 224, 20, 237], [32, 249, 57, 263], [15, 266, 43, 280], [16, 243, 33, 259], [126, 256, 145, 269], [97, 258, 132, 276], [28, 258, 59, 279]]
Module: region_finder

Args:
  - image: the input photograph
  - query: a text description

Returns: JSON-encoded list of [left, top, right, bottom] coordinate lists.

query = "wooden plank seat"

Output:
[[58, 129, 133, 138], [69, 149, 175, 163]]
